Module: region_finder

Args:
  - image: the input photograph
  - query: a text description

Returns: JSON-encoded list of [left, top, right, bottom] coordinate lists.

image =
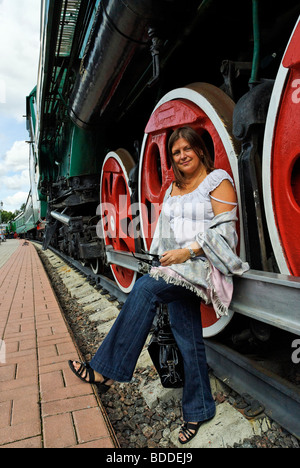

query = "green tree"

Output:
[[1, 211, 15, 223]]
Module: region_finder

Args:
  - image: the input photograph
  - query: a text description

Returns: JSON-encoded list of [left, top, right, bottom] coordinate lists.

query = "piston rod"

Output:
[[50, 211, 72, 225]]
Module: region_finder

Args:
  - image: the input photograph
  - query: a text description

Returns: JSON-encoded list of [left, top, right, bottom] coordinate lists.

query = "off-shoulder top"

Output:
[[162, 169, 236, 248]]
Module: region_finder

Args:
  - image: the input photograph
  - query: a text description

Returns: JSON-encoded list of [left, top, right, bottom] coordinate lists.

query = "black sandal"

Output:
[[68, 360, 112, 394], [178, 422, 201, 445], [97, 377, 112, 394]]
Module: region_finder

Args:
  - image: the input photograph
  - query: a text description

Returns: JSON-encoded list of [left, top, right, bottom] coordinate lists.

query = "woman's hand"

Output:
[[160, 249, 190, 266]]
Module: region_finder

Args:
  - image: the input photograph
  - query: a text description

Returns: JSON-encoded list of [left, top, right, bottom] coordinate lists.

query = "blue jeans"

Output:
[[90, 274, 216, 422]]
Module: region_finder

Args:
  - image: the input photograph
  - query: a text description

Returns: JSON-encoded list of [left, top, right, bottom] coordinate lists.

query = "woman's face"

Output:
[[171, 137, 203, 176]]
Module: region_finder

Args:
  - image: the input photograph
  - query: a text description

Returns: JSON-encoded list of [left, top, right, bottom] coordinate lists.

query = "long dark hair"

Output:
[[168, 127, 215, 188]]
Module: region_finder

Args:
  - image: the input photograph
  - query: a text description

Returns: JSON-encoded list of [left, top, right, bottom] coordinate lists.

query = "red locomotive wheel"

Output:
[[100, 149, 137, 292], [139, 83, 242, 337], [263, 18, 300, 276]]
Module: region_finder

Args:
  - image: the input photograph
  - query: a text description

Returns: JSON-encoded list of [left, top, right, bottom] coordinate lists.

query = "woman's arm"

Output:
[[160, 248, 191, 266], [160, 243, 204, 267], [184, 179, 236, 258], [210, 179, 237, 216]]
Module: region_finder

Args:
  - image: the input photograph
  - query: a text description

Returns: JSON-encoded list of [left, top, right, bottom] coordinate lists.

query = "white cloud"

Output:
[[4, 191, 28, 211], [2, 140, 29, 173], [2, 170, 30, 191], [0, 77, 5, 103], [0, 0, 40, 120], [0, 141, 30, 211], [0, 0, 40, 213]]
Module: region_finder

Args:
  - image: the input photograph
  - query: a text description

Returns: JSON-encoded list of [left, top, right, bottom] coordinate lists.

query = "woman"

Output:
[[69, 126, 249, 444]]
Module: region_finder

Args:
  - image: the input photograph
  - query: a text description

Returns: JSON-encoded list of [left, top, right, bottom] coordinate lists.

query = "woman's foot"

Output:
[[178, 421, 201, 444], [68, 360, 114, 392]]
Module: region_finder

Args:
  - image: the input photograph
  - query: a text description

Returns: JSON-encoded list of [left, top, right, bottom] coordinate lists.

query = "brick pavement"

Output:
[[0, 240, 118, 448], [0, 239, 19, 269]]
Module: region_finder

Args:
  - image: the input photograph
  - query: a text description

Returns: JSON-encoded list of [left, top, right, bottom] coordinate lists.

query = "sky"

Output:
[[0, 0, 41, 213]]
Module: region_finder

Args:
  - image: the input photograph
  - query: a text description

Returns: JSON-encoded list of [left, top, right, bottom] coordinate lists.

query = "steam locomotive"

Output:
[[24, 0, 300, 338]]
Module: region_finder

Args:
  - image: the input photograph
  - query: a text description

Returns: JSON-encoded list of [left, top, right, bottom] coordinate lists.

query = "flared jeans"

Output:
[[90, 274, 216, 422]]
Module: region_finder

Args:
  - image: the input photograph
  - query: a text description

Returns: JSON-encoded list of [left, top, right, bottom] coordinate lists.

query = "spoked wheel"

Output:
[[100, 149, 137, 293], [138, 83, 243, 337], [263, 17, 300, 276]]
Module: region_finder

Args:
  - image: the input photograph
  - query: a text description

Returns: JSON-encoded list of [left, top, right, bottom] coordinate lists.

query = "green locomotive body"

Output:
[[23, 0, 300, 337]]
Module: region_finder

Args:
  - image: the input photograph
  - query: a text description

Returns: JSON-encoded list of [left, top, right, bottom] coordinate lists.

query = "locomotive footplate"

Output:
[[106, 248, 300, 336], [105, 247, 157, 274]]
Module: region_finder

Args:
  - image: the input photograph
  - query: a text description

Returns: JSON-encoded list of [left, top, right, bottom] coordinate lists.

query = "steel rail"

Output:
[[205, 339, 300, 439], [41, 243, 129, 304], [43, 243, 300, 335], [35, 242, 300, 439]]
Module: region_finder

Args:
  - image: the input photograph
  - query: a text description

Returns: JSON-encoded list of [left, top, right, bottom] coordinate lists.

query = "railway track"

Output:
[[33, 241, 300, 444]]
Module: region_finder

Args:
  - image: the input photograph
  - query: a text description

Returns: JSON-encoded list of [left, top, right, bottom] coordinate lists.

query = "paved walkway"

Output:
[[0, 240, 118, 448], [0, 239, 19, 269]]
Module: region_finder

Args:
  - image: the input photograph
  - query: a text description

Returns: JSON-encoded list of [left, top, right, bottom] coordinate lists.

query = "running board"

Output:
[[106, 249, 300, 336], [232, 270, 300, 336]]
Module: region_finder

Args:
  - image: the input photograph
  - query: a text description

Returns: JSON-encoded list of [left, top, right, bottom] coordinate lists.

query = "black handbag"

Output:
[[148, 305, 184, 388]]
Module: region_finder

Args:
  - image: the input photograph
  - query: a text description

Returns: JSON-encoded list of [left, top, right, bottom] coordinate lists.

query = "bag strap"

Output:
[[157, 304, 170, 327]]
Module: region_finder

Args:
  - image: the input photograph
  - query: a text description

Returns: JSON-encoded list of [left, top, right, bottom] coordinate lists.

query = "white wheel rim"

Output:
[[262, 17, 300, 275], [100, 151, 137, 293], [138, 85, 242, 337]]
